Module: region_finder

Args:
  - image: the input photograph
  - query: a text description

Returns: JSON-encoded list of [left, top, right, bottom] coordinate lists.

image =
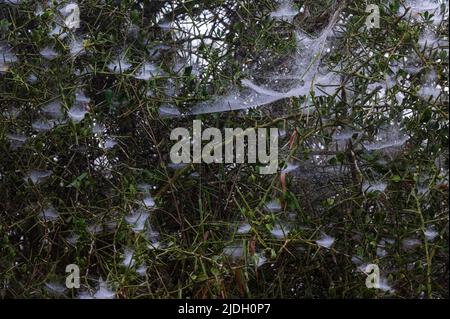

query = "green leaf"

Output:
[[105, 88, 114, 108], [68, 172, 88, 188]]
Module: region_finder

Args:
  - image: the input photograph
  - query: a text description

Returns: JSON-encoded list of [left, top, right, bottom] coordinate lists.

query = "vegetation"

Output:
[[0, 0, 448, 298]]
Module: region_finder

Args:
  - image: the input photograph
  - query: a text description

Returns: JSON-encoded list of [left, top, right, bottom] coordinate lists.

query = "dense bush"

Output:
[[0, 0, 448, 298]]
